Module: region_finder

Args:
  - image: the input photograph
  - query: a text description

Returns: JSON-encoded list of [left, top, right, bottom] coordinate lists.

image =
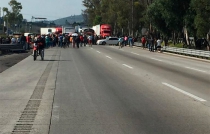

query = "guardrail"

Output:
[[162, 46, 210, 58], [134, 42, 210, 59], [134, 42, 142, 47], [0, 44, 25, 52]]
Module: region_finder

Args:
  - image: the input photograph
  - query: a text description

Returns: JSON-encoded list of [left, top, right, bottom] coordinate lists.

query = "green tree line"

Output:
[[82, 0, 210, 40], [2, 0, 23, 32]]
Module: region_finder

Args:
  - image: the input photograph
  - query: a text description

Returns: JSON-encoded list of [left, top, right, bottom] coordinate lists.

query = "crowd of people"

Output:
[[0, 33, 101, 50], [0, 33, 163, 52], [140, 35, 162, 52], [118, 35, 162, 52]]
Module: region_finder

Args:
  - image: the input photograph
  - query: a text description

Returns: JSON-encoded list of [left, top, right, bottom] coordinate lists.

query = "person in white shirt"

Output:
[[11, 37, 16, 44], [156, 38, 162, 52]]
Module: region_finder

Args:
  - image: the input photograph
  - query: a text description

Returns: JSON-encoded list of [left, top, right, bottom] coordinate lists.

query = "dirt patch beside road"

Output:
[[0, 51, 32, 73]]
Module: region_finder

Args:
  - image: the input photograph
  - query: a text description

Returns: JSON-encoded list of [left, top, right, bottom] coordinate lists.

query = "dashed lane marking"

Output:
[[131, 52, 140, 55], [96, 51, 101, 53], [122, 64, 133, 69], [106, 56, 112, 59], [162, 82, 206, 102], [151, 58, 162, 62], [185, 67, 206, 73]]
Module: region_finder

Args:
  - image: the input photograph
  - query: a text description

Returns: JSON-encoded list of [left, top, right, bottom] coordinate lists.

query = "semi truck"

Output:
[[40, 28, 56, 35], [55, 26, 75, 35], [62, 26, 75, 34], [92, 24, 112, 38]]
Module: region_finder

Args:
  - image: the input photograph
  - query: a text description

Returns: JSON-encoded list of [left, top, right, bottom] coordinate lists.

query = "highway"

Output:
[[0, 45, 210, 134]]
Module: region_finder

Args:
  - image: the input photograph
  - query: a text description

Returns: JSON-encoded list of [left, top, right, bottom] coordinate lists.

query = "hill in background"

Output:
[[53, 14, 84, 26]]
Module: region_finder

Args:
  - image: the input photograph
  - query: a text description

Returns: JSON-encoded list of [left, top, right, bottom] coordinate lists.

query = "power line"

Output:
[[21, 13, 80, 19], [21, 13, 61, 18]]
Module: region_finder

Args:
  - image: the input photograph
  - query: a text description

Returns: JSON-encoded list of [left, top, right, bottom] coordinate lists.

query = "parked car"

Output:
[[97, 37, 119, 45]]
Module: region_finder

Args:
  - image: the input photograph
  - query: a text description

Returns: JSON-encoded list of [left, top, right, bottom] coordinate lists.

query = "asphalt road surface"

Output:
[[0, 45, 210, 134]]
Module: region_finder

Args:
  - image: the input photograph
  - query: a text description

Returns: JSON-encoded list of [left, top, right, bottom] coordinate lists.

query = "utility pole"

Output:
[[0, 9, 4, 33], [6, 14, 8, 36]]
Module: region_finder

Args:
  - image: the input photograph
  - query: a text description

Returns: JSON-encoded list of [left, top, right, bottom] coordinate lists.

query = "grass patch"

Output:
[[168, 43, 183, 48]]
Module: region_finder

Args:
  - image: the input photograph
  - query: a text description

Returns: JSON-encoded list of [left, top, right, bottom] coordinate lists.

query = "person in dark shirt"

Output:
[[75, 36, 80, 48], [20, 34, 27, 50], [0, 36, 2, 44]]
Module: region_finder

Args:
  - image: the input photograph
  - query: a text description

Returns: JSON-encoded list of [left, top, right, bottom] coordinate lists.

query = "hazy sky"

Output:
[[1, 0, 85, 21]]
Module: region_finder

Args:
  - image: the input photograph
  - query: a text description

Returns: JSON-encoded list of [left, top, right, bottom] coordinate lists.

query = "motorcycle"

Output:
[[33, 43, 38, 61]]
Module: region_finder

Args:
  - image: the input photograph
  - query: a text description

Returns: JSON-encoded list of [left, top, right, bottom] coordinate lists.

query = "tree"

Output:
[[146, 0, 192, 40], [82, 0, 101, 25], [82, 0, 209, 43], [3, 0, 23, 29], [191, 0, 210, 38], [93, 15, 102, 25]]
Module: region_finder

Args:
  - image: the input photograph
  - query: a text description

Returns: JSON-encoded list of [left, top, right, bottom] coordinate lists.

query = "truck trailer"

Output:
[[40, 28, 56, 35], [92, 24, 112, 38]]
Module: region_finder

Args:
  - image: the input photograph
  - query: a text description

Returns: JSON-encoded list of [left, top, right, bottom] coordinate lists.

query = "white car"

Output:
[[97, 37, 119, 45]]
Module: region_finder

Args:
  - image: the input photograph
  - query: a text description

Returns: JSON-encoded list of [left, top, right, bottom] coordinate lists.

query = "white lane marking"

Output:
[[106, 56, 112, 59], [96, 51, 101, 53], [131, 52, 140, 55], [122, 64, 133, 69], [91, 48, 93, 49], [151, 58, 162, 62], [185, 67, 206, 73], [162, 82, 206, 102], [52, 105, 60, 120]]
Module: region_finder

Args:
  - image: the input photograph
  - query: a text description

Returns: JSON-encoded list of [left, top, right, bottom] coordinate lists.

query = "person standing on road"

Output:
[[119, 36, 124, 49], [11, 36, 16, 44], [59, 34, 63, 47], [20, 34, 27, 50], [124, 35, 128, 46], [45, 35, 50, 48], [156, 38, 162, 52], [141, 36, 146, 49], [128, 36, 133, 47], [26, 35, 31, 50], [149, 36, 154, 52], [84, 35, 87, 46], [80, 35, 84, 47], [0, 36, 2, 44], [91, 35, 95, 45], [88, 35, 92, 46], [75, 36, 80, 48], [55, 35, 58, 47], [72, 36, 76, 48], [94, 35, 98, 45], [70, 35, 73, 47]]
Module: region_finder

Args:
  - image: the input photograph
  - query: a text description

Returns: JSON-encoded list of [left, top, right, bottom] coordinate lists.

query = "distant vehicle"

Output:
[[62, 26, 75, 35], [83, 28, 94, 36], [40, 28, 56, 35], [55, 26, 75, 35], [55, 27, 62, 34], [24, 33, 34, 36], [92, 24, 112, 38], [96, 37, 119, 45], [78, 26, 90, 33]]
